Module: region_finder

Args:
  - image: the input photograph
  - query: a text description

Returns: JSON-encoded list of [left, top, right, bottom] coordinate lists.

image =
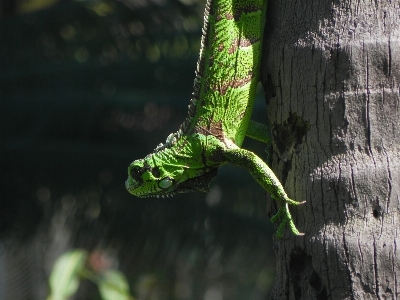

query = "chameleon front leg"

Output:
[[246, 120, 273, 163], [246, 120, 271, 144], [222, 147, 305, 239]]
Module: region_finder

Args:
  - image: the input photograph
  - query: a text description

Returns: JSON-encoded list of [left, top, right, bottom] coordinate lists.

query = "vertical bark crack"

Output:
[[357, 235, 364, 264], [343, 232, 356, 299], [373, 237, 381, 299], [365, 46, 373, 157], [350, 166, 358, 201], [385, 155, 392, 214], [387, 38, 392, 77]]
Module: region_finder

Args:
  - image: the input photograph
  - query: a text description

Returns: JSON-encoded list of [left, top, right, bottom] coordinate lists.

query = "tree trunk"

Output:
[[262, 0, 400, 299]]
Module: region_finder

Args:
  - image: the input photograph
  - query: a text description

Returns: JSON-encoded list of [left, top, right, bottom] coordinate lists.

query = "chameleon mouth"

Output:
[[125, 179, 199, 198], [137, 193, 175, 198], [139, 186, 204, 198], [125, 168, 218, 198], [125, 178, 134, 190], [125, 178, 142, 195], [125, 178, 180, 198]]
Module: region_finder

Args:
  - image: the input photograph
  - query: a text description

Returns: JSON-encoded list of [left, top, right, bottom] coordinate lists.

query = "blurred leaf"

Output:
[[18, 0, 58, 14], [98, 270, 132, 300], [48, 249, 88, 300]]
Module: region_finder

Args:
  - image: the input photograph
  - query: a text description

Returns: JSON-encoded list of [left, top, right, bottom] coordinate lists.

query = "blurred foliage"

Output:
[[18, 0, 59, 14], [48, 249, 133, 300], [0, 0, 276, 299], [48, 250, 89, 300]]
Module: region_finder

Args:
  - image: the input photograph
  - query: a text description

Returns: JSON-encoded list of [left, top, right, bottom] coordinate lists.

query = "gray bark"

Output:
[[261, 0, 400, 299]]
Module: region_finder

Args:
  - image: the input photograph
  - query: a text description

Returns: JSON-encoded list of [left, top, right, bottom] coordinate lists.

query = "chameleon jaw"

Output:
[[125, 179, 199, 198], [125, 175, 198, 198], [125, 168, 219, 198]]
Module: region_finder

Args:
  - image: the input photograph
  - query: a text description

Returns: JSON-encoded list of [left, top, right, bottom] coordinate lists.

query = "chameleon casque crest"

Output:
[[126, 0, 305, 238]]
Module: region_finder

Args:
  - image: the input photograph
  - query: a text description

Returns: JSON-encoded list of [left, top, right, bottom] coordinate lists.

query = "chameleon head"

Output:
[[125, 154, 218, 198]]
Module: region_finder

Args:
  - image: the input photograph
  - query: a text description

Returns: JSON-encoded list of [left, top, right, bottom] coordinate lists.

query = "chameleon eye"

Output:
[[159, 178, 173, 189], [129, 166, 141, 179], [151, 167, 161, 178]]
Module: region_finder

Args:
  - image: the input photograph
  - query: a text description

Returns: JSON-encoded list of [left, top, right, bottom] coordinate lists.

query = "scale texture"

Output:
[[126, 0, 304, 238]]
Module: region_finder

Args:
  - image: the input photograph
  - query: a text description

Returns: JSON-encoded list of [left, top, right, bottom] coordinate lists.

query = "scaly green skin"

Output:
[[126, 0, 305, 238]]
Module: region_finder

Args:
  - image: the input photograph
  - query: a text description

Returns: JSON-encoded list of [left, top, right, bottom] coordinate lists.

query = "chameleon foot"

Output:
[[271, 200, 305, 239]]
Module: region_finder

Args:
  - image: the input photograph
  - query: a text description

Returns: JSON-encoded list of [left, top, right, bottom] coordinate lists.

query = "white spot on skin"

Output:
[[223, 135, 238, 149]]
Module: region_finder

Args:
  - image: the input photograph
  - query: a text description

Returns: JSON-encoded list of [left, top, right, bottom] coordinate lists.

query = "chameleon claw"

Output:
[[276, 221, 304, 239], [270, 205, 285, 224], [274, 216, 304, 239], [271, 201, 305, 239], [285, 198, 306, 206]]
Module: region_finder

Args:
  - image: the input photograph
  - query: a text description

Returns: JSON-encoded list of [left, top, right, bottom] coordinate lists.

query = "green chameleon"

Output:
[[126, 0, 305, 238]]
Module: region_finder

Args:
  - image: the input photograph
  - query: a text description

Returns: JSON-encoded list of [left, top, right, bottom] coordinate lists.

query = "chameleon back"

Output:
[[184, 0, 267, 147]]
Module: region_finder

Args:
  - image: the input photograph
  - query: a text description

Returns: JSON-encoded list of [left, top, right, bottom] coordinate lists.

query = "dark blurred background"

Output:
[[0, 0, 276, 299]]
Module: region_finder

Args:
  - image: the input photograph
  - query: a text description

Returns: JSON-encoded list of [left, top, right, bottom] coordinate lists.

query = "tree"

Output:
[[262, 0, 400, 298]]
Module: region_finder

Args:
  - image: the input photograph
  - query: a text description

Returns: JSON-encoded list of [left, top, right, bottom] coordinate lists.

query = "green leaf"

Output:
[[48, 249, 88, 300], [98, 270, 132, 300]]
